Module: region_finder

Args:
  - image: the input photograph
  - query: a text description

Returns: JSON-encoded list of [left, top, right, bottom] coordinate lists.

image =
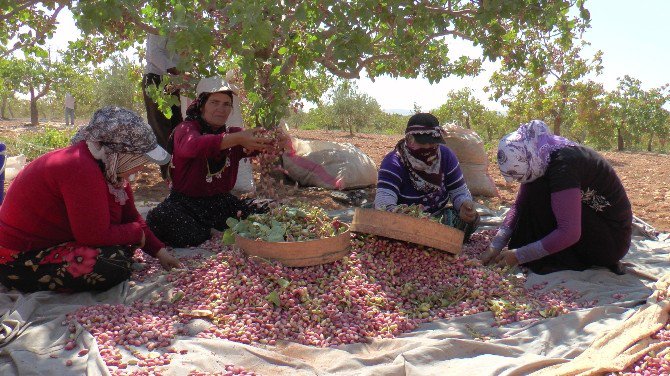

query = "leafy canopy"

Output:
[[2, 0, 590, 127]]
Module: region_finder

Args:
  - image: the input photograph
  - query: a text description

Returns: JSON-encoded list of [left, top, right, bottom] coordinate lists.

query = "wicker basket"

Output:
[[351, 208, 463, 254], [234, 226, 351, 267]]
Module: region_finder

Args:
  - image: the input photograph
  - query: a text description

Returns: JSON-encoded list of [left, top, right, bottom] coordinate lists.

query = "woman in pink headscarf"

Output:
[[481, 120, 632, 274]]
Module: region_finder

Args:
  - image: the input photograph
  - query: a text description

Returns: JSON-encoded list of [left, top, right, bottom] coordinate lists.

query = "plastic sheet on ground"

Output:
[[1, 208, 669, 376]]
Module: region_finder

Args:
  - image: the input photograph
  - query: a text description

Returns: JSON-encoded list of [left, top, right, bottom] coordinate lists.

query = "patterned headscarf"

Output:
[[497, 120, 577, 183], [71, 106, 162, 202], [396, 113, 444, 192]]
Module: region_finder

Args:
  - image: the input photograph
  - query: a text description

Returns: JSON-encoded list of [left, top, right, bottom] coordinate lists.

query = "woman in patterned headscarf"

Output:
[[0, 106, 181, 292], [374, 113, 480, 241], [481, 120, 633, 274], [146, 76, 285, 247]]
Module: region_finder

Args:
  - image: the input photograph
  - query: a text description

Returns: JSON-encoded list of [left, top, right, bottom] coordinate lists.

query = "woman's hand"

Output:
[[459, 199, 478, 223], [480, 245, 501, 265], [156, 248, 182, 271], [493, 249, 519, 268], [232, 129, 274, 152]]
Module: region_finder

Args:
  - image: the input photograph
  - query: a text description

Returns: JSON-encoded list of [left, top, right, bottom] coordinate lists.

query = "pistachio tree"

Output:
[[3, 0, 591, 129], [0, 56, 20, 119], [486, 17, 602, 136], [432, 88, 510, 143], [2, 1, 592, 196], [608, 76, 670, 152]]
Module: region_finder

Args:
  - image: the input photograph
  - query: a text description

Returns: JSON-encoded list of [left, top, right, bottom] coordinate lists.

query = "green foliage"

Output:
[[486, 21, 602, 137], [223, 204, 347, 243], [0, 126, 77, 160], [0, 2, 64, 57], [431, 88, 512, 143], [94, 54, 145, 114], [285, 81, 406, 135], [330, 81, 382, 135], [3, 0, 590, 130], [607, 76, 670, 152]]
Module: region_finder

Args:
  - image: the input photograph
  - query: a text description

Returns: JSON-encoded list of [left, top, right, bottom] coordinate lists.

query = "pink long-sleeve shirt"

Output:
[[169, 120, 255, 197]]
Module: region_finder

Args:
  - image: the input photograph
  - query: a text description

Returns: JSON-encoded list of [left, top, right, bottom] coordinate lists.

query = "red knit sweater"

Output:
[[0, 142, 164, 256]]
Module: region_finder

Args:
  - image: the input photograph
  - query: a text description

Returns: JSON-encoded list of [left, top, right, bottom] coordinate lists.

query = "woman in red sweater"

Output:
[[146, 77, 281, 247], [0, 107, 181, 292]]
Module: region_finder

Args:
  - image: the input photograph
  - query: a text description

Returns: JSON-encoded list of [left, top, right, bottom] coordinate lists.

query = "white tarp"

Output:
[[1, 209, 668, 376]]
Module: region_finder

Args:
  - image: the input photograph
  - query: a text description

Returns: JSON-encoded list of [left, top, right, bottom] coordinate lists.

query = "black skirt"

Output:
[[146, 191, 268, 247]]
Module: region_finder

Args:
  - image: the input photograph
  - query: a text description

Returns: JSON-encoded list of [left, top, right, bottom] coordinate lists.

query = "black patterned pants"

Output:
[[142, 73, 183, 179]]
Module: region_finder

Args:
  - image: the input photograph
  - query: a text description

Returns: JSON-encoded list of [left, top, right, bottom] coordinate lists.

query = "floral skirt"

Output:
[[0, 242, 135, 293]]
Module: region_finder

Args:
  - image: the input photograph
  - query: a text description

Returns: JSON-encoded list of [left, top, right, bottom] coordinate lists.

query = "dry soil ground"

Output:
[[2, 122, 669, 233]]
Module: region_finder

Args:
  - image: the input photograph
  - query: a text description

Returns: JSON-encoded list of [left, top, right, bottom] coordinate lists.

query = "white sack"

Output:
[[282, 137, 377, 190], [4, 154, 27, 182], [231, 158, 256, 196]]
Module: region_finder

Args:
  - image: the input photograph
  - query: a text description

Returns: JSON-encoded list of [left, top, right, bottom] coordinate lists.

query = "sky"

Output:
[[46, 0, 670, 113]]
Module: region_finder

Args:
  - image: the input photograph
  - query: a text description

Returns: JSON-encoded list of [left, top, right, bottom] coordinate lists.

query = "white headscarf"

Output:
[[497, 120, 577, 183]]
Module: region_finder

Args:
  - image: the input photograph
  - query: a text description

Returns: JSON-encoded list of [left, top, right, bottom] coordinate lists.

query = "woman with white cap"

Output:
[[481, 120, 632, 274], [0, 107, 181, 292], [146, 77, 278, 247]]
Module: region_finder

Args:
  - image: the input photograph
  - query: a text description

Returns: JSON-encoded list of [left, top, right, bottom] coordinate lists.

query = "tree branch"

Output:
[[34, 4, 66, 41], [34, 80, 51, 101], [421, 4, 477, 18], [315, 54, 364, 79], [420, 28, 472, 46], [0, 0, 42, 22], [120, 7, 159, 35]]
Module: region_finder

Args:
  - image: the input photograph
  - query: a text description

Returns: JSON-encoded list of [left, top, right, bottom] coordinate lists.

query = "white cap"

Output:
[[196, 76, 238, 96], [145, 145, 171, 165]]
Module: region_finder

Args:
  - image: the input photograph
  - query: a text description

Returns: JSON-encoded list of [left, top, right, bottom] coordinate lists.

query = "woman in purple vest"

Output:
[[374, 113, 479, 241], [481, 120, 633, 274]]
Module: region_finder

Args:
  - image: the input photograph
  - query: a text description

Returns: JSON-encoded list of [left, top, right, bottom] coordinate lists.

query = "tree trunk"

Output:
[[553, 115, 562, 136], [28, 86, 39, 126], [30, 99, 39, 126], [465, 114, 470, 129], [617, 127, 624, 151], [554, 116, 562, 136], [647, 133, 654, 152], [1, 96, 7, 120]]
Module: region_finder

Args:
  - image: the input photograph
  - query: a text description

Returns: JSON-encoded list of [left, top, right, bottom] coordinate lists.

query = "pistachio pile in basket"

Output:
[[223, 203, 348, 243], [388, 204, 441, 222]]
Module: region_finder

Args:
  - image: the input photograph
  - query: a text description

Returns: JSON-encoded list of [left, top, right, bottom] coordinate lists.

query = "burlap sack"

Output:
[[441, 124, 498, 197], [282, 137, 377, 190]]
